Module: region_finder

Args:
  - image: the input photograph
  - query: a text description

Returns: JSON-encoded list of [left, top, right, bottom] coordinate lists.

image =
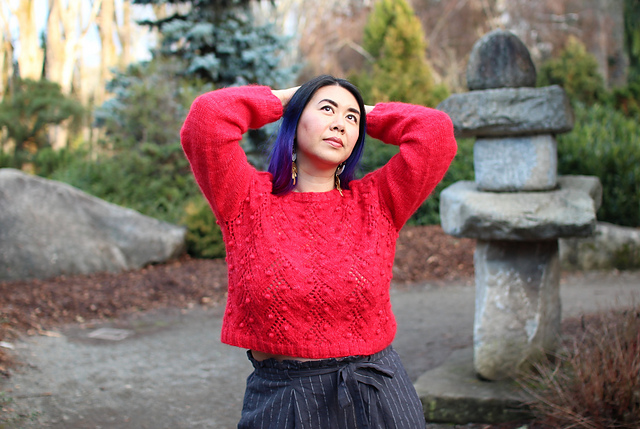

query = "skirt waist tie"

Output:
[[279, 357, 396, 429]]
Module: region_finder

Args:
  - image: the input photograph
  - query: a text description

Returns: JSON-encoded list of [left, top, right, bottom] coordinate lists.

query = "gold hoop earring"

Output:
[[291, 151, 297, 185], [335, 163, 345, 196]]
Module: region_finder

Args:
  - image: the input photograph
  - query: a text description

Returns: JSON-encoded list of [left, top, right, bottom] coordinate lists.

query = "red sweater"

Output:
[[181, 85, 456, 358]]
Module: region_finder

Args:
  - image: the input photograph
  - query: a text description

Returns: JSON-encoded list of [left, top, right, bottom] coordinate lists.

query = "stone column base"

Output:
[[473, 240, 561, 380]]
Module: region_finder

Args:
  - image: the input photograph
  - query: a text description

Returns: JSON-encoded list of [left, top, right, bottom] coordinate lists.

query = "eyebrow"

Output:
[[318, 98, 361, 116]]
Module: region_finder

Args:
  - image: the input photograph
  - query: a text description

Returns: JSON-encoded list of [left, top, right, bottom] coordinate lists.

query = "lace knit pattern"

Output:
[[181, 85, 457, 358]]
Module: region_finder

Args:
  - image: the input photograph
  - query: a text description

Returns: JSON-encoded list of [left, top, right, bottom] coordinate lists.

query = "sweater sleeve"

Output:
[[180, 85, 283, 221], [365, 102, 457, 230]]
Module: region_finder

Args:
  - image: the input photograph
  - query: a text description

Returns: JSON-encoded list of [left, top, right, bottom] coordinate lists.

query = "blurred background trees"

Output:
[[0, 0, 639, 256]]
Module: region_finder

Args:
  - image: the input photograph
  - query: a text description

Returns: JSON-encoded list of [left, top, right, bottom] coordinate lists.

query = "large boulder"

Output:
[[560, 222, 640, 270], [0, 169, 186, 282]]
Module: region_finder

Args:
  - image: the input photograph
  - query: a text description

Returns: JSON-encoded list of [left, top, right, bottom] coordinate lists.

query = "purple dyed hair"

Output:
[[268, 75, 367, 195]]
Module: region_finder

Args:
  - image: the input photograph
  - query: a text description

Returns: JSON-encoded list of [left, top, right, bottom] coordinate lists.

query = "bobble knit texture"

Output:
[[181, 85, 457, 358]]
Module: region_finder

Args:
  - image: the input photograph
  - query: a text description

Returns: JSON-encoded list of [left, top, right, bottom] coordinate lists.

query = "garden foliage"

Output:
[[353, 0, 460, 225], [40, 0, 299, 258], [95, 58, 207, 151], [182, 197, 225, 259], [538, 36, 640, 227], [537, 36, 608, 106], [0, 78, 84, 169], [135, 0, 294, 89], [351, 0, 448, 107], [520, 305, 640, 428], [557, 103, 640, 227]]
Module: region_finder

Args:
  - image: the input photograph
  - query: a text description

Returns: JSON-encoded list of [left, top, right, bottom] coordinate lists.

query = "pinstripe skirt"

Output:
[[238, 346, 426, 429]]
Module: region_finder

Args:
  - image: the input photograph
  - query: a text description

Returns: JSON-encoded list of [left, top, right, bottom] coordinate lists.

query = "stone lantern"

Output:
[[438, 29, 602, 381]]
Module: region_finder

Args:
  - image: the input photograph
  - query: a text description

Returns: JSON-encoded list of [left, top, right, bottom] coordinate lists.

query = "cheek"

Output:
[[347, 129, 360, 150], [296, 116, 318, 142]]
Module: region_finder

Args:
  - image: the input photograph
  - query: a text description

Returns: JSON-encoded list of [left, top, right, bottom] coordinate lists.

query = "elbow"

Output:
[[180, 120, 193, 156], [439, 112, 457, 161], [180, 96, 209, 154]]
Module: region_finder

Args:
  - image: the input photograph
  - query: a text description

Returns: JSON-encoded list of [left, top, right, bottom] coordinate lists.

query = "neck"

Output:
[[294, 173, 335, 193]]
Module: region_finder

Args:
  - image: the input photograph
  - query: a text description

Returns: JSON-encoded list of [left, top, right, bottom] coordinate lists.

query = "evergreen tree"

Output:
[[132, 0, 298, 167], [135, 0, 295, 88], [537, 36, 607, 106], [0, 78, 84, 168], [353, 0, 448, 107], [95, 57, 205, 151]]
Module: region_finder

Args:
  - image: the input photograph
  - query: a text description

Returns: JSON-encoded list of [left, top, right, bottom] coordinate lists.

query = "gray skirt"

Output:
[[238, 346, 426, 429]]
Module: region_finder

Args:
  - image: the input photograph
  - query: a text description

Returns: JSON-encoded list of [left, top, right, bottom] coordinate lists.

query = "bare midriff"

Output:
[[250, 350, 328, 362]]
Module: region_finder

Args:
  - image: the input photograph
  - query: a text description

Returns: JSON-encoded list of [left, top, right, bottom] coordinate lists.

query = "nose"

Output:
[[331, 117, 345, 133]]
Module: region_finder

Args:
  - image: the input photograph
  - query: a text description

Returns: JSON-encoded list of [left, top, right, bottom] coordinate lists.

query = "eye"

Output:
[[347, 114, 358, 123], [321, 105, 334, 113]]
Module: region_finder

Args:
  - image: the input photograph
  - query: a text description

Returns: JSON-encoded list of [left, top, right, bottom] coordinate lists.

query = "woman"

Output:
[[181, 75, 457, 428]]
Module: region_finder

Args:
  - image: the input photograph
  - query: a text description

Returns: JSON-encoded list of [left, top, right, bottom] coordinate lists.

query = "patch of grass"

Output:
[[519, 304, 640, 428], [0, 391, 16, 424], [0, 391, 42, 426]]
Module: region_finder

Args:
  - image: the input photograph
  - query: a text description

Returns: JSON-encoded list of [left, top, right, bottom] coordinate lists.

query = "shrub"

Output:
[[519, 305, 640, 428], [46, 142, 200, 224], [611, 80, 640, 119], [352, 0, 448, 107], [537, 36, 608, 106], [182, 196, 225, 259], [0, 150, 13, 168], [557, 103, 640, 227], [0, 78, 84, 168]]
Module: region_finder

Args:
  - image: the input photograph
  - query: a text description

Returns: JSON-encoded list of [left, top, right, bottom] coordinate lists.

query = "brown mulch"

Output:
[[0, 225, 475, 375]]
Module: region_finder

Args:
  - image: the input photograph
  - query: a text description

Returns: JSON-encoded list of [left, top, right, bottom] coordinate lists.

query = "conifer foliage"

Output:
[[353, 0, 448, 107], [134, 0, 294, 88]]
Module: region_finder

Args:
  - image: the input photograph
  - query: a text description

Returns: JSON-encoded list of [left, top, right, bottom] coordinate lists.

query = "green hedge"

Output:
[[558, 102, 640, 227]]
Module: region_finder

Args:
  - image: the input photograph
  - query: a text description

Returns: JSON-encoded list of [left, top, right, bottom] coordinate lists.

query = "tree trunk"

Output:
[[0, 5, 14, 98], [46, 0, 63, 86], [117, 0, 132, 69], [45, 0, 102, 149], [15, 0, 43, 80], [96, 0, 117, 106]]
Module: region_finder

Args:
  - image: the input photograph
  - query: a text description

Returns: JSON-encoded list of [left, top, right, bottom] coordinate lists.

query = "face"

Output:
[[295, 85, 361, 174]]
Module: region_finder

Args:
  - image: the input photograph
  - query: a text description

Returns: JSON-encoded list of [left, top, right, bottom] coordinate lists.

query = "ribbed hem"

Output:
[[220, 330, 396, 360]]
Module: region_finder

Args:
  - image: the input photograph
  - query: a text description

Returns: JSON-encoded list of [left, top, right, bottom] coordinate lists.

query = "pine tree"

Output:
[[135, 0, 295, 88], [353, 0, 448, 107], [131, 0, 298, 167], [0, 78, 84, 167]]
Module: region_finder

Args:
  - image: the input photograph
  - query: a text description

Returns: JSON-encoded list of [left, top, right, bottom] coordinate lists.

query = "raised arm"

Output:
[[365, 102, 457, 230], [180, 85, 284, 221]]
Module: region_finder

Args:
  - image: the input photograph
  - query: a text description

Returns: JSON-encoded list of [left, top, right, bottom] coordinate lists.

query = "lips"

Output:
[[324, 137, 343, 148]]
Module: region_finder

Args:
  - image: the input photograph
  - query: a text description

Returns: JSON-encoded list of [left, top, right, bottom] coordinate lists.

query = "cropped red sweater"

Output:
[[181, 85, 456, 358]]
